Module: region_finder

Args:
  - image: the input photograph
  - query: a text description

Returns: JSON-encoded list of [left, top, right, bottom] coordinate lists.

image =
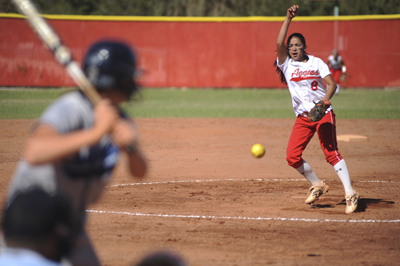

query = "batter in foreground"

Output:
[[4, 40, 148, 266], [274, 5, 359, 214]]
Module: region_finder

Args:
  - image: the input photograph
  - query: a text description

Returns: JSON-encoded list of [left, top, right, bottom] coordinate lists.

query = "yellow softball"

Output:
[[251, 143, 265, 158]]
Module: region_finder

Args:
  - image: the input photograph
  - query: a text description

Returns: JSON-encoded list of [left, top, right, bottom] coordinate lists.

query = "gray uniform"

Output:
[[7, 91, 121, 214]]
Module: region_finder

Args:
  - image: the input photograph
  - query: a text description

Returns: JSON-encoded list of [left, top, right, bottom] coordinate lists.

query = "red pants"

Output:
[[330, 68, 342, 84], [286, 110, 342, 169]]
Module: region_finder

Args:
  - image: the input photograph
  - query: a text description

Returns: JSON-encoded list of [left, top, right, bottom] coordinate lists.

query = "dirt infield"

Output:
[[1, 118, 399, 266]]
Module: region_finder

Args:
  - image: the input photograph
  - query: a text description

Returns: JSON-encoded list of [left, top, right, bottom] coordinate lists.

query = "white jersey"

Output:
[[277, 55, 332, 117], [327, 55, 343, 70], [0, 247, 61, 266]]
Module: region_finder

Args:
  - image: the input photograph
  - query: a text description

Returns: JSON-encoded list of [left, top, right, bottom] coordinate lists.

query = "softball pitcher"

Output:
[[274, 5, 359, 214], [4, 40, 148, 265]]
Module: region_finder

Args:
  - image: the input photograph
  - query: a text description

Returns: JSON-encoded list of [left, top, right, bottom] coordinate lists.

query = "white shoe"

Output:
[[305, 181, 329, 204], [345, 190, 360, 214]]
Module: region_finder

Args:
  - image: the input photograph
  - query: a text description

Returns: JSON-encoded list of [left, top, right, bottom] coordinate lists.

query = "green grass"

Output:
[[0, 89, 66, 119], [125, 88, 294, 118], [1, 88, 399, 119], [328, 89, 400, 119]]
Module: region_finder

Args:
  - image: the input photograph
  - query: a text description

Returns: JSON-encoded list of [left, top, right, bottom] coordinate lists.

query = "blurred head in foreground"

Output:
[[134, 251, 187, 266], [1, 188, 81, 262]]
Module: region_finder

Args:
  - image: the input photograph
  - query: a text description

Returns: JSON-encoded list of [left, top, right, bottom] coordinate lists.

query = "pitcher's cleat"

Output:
[[305, 181, 329, 204], [345, 190, 360, 214]]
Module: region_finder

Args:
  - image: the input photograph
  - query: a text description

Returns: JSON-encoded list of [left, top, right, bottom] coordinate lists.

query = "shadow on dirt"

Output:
[[337, 198, 395, 212], [310, 198, 395, 213], [310, 204, 335, 209]]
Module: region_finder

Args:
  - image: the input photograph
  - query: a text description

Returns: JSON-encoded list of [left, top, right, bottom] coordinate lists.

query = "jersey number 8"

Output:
[[311, 80, 318, 91]]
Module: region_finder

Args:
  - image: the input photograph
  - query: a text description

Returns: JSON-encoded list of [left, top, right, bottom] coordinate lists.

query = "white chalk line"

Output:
[[87, 210, 400, 223], [107, 178, 396, 188]]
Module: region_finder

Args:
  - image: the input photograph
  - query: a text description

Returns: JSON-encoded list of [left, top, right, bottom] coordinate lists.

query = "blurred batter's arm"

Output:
[[24, 100, 118, 165], [110, 120, 148, 178], [126, 146, 148, 179]]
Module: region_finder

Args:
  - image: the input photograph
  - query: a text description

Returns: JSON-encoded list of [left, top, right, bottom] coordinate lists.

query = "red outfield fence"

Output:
[[1, 14, 399, 88]]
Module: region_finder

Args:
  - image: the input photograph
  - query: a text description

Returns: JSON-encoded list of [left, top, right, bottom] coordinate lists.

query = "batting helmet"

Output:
[[83, 40, 139, 98]]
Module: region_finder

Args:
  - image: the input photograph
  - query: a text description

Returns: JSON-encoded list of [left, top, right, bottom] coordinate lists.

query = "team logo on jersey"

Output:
[[290, 68, 321, 82]]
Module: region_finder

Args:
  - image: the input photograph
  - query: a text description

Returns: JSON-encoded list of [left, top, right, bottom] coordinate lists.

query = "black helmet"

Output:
[[83, 40, 138, 98]]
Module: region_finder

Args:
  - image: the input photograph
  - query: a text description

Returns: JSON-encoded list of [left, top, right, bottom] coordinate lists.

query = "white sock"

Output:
[[296, 160, 322, 186], [334, 159, 354, 196], [335, 84, 340, 94]]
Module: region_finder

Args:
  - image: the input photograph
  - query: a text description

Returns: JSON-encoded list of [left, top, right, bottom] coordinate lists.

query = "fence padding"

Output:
[[1, 16, 399, 88]]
